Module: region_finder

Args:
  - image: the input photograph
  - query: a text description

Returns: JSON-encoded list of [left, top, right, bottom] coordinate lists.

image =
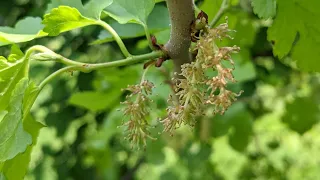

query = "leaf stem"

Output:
[[209, 0, 230, 27], [143, 25, 155, 50], [96, 20, 131, 57], [39, 66, 74, 90]]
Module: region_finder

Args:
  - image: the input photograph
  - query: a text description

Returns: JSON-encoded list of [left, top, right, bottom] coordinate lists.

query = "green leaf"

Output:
[[0, 115, 43, 180], [42, 6, 96, 36], [0, 48, 27, 111], [211, 103, 253, 152], [8, 44, 24, 62], [84, 0, 114, 19], [228, 110, 253, 152], [268, 0, 320, 72], [231, 49, 257, 82], [0, 75, 42, 179], [251, 0, 276, 19], [104, 0, 155, 25], [46, 0, 113, 19], [0, 57, 10, 69], [282, 97, 320, 134], [0, 17, 45, 47], [68, 90, 120, 112], [0, 78, 32, 162]]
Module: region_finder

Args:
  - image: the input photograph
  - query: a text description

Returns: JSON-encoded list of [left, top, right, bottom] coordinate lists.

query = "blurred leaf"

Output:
[[268, 0, 320, 72], [45, 106, 83, 137], [282, 97, 320, 134], [154, 29, 170, 44], [200, 0, 222, 23], [251, 0, 276, 19], [212, 103, 253, 152], [232, 13, 257, 47], [160, 171, 178, 180], [232, 49, 257, 82], [146, 138, 165, 164], [93, 66, 140, 92], [0, 173, 6, 180], [182, 143, 211, 170], [68, 90, 120, 112], [0, 17, 45, 47], [228, 110, 253, 152], [104, 0, 155, 25]]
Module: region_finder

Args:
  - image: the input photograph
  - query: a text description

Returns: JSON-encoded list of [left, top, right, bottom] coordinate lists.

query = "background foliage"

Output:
[[0, 0, 320, 179]]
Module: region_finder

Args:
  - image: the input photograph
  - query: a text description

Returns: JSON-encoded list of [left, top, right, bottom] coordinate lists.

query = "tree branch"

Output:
[[164, 0, 195, 73], [36, 50, 164, 89]]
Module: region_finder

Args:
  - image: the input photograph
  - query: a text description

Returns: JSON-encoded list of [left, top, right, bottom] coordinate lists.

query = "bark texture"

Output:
[[164, 0, 195, 73]]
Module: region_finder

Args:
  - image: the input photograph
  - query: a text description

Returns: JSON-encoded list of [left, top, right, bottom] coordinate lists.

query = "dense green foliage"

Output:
[[0, 0, 320, 179]]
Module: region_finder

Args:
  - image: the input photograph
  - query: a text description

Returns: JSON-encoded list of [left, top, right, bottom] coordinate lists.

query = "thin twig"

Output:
[[210, 0, 230, 27]]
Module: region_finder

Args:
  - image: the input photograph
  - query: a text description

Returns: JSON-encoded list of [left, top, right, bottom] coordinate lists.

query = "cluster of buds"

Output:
[[120, 80, 156, 148], [162, 17, 242, 134]]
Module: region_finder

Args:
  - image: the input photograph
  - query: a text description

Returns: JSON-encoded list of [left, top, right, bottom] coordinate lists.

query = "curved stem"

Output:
[[143, 25, 155, 50], [38, 51, 164, 89], [96, 20, 131, 57], [141, 61, 155, 82], [39, 66, 75, 90], [209, 0, 230, 27], [23, 45, 50, 76]]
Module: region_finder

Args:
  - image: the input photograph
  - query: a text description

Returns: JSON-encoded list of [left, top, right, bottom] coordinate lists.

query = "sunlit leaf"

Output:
[[0, 78, 32, 162], [283, 97, 320, 134], [68, 90, 120, 112], [43, 6, 96, 36]]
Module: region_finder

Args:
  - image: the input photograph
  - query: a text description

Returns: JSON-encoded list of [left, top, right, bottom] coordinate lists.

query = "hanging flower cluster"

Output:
[[161, 18, 243, 134], [121, 14, 242, 145], [120, 80, 156, 148]]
